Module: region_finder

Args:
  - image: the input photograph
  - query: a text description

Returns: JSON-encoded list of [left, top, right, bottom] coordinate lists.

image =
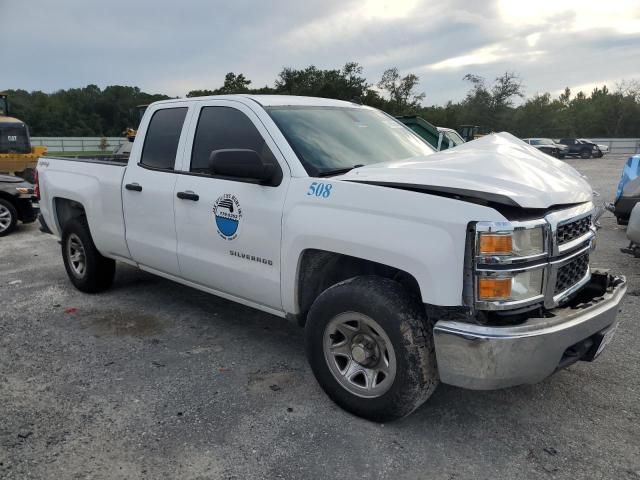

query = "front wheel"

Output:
[[580, 148, 592, 159], [305, 276, 438, 422], [61, 217, 116, 293]]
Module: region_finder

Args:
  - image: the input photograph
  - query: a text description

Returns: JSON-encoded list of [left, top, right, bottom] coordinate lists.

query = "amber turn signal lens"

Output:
[[479, 234, 513, 255], [478, 278, 512, 300]]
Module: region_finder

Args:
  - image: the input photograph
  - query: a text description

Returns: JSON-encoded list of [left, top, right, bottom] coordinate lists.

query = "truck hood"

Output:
[[340, 132, 592, 209]]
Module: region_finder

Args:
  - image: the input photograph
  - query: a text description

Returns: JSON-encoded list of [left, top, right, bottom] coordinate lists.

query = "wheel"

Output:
[[616, 216, 628, 226], [61, 217, 115, 293], [580, 148, 592, 159], [0, 199, 18, 237], [305, 276, 438, 422]]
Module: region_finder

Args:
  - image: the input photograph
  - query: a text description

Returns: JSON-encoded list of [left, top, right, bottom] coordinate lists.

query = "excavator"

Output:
[[0, 92, 47, 180], [115, 104, 148, 156]]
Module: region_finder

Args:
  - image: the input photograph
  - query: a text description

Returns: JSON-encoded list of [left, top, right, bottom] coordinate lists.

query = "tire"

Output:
[[305, 276, 438, 422], [61, 217, 115, 293], [580, 148, 592, 159], [617, 216, 629, 226], [0, 198, 18, 237]]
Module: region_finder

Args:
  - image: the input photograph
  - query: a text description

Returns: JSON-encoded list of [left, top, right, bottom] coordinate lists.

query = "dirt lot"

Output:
[[1, 154, 639, 479]]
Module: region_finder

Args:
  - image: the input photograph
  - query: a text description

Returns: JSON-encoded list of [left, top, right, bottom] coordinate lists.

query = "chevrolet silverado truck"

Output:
[[36, 95, 627, 421]]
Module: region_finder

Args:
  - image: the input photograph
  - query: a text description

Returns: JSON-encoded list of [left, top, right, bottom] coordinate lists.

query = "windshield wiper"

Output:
[[317, 164, 365, 177]]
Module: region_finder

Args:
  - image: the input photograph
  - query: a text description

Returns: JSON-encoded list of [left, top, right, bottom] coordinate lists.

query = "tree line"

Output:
[[4, 62, 640, 138]]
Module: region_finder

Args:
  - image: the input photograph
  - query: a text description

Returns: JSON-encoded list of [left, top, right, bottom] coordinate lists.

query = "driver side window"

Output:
[[190, 107, 276, 175]]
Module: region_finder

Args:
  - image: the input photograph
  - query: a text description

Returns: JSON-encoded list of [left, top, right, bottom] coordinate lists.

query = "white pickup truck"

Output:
[[37, 95, 626, 421]]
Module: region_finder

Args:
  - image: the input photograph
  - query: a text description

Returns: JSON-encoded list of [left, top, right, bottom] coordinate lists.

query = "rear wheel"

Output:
[[580, 148, 592, 159], [305, 276, 438, 422], [61, 217, 115, 293], [0, 199, 18, 237]]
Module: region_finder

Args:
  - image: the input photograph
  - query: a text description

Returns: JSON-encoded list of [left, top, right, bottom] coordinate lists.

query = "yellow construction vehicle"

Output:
[[0, 93, 47, 179], [0, 92, 48, 170], [123, 104, 149, 142]]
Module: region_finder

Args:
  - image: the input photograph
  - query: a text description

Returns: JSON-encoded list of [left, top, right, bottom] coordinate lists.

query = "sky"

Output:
[[1, 0, 639, 105]]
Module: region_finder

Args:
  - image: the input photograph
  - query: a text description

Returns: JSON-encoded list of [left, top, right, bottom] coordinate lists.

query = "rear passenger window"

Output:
[[190, 107, 275, 174], [140, 107, 188, 170]]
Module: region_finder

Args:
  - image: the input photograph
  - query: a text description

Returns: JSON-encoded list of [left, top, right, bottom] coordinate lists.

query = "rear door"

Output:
[[173, 100, 289, 310], [122, 104, 191, 275]]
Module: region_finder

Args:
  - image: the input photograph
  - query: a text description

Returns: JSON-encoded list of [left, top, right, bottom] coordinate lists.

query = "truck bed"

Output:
[[38, 155, 131, 260]]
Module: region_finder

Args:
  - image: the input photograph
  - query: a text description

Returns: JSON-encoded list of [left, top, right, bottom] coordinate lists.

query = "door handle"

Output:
[[125, 183, 142, 192], [177, 191, 199, 201]]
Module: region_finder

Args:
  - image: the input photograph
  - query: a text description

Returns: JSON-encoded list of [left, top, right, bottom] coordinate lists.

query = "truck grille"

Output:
[[0, 125, 31, 154], [557, 216, 591, 245], [554, 253, 589, 295]]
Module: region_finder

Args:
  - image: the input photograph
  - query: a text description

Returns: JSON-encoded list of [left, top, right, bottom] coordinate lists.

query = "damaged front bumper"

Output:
[[433, 272, 627, 390]]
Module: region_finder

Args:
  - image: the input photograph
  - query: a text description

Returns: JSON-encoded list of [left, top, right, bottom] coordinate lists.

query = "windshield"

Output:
[[530, 139, 554, 145], [267, 106, 435, 175]]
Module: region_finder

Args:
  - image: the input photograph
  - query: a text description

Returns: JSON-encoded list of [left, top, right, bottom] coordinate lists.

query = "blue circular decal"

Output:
[[213, 194, 242, 240]]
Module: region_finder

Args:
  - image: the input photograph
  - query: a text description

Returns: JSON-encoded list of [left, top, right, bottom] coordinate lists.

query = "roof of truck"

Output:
[[152, 94, 364, 109]]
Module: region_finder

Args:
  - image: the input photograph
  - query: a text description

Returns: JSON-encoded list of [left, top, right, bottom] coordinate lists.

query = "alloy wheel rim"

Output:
[[0, 205, 12, 232], [67, 233, 87, 277], [323, 312, 397, 398]]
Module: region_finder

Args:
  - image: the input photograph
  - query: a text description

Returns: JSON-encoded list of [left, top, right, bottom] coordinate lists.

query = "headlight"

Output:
[[477, 268, 544, 302], [473, 220, 548, 308], [476, 223, 546, 261]]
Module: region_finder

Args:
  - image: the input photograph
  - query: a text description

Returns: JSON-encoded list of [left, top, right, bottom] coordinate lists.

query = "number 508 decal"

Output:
[[307, 182, 333, 198]]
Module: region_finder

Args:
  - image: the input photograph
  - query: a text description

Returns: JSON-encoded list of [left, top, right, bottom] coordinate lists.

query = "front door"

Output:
[[173, 101, 289, 310]]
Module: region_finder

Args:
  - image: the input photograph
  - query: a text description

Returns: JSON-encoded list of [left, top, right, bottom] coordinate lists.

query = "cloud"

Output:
[[0, 0, 639, 105]]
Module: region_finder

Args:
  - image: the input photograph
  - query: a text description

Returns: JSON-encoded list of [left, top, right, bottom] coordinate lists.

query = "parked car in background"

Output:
[[609, 154, 640, 225], [579, 139, 609, 155], [396, 115, 465, 151], [0, 174, 38, 236], [558, 138, 604, 159], [522, 138, 568, 158], [621, 203, 640, 257], [437, 127, 465, 150]]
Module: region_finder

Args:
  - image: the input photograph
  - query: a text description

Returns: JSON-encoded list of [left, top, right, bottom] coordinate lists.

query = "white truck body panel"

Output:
[[36, 94, 627, 396], [36, 94, 592, 317], [37, 159, 129, 259]]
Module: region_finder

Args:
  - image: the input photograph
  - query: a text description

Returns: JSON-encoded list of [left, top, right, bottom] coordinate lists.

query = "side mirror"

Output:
[[208, 149, 278, 185]]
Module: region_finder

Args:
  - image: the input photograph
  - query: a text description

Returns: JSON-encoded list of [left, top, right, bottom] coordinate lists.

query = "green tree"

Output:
[[377, 68, 425, 114]]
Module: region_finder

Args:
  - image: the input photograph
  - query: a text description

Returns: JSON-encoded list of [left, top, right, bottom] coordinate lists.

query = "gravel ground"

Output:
[[1, 154, 639, 479]]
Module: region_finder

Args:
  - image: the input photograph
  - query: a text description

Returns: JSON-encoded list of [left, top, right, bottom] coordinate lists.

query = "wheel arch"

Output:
[[0, 191, 18, 206], [53, 197, 87, 234], [292, 248, 422, 325]]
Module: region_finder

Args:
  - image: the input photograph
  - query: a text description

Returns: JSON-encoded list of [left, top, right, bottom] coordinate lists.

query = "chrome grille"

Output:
[[557, 216, 591, 245], [554, 253, 589, 295]]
